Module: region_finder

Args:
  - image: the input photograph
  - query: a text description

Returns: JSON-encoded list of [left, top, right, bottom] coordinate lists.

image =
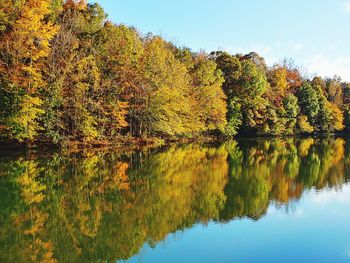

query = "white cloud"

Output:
[[220, 43, 350, 82], [344, 1, 350, 14], [221, 42, 304, 67], [224, 43, 271, 56], [223, 43, 278, 66], [305, 54, 350, 81], [291, 43, 303, 52]]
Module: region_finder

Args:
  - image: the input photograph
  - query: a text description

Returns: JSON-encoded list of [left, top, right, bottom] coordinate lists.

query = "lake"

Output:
[[0, 137, 350, 262]]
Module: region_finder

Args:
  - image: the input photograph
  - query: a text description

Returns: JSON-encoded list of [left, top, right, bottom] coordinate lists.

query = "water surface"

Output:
[[0, 138, 350, 262]]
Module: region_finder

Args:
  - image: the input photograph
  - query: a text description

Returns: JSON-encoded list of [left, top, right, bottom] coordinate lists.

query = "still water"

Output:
[[0, 137, 350, 262]]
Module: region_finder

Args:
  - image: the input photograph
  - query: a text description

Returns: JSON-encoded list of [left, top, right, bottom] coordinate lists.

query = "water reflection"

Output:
[[0, 138, 349, 262]]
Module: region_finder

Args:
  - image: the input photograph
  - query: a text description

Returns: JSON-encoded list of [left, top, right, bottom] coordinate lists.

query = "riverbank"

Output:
[[0, 135, 222, 153], [1, 133, 346, 155]]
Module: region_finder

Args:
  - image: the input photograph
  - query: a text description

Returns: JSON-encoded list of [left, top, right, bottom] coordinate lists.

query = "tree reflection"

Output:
[[0, 137, 350, 262]]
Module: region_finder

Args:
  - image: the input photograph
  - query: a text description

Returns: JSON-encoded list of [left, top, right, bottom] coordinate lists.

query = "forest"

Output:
[[1, 0, 350, 146]]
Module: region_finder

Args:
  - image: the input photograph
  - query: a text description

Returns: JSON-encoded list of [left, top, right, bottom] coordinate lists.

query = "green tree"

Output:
[[225, 98, 243, 136], [297, 83, 320, 126], [282, 93, 300, 133], [213, 51, 269, 135]]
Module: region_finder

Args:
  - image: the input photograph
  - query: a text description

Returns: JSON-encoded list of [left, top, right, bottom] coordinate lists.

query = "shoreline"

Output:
[[0, 136, 221, 153], [0, 133, 346, 153]]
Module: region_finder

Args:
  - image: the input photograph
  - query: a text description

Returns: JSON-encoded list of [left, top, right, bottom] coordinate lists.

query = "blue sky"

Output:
[[88, 0, 350, 81]]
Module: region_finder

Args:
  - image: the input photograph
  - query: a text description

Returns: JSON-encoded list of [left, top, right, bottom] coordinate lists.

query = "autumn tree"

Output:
[[281, 58, 303, 91], [0, 0, 58, 142], [141, 36, 198, 137], [0, 0, 347, 144], [94, 23, 143, 138], [189, 53, 227, 134], [267, 65, 288, 107], [43, 1, 109, 142], [326, 76, 343, 108]]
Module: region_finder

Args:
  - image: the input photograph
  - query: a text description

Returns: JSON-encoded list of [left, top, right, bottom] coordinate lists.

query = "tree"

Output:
[[267, 65, 288, 106], [190, 54, 227, 133], [310, 77, 345, 133], [342, 82, 350, 106], [43, 1, 119, 143], [298, 115, 314, 134], [50, 0, 64, 21], [0, 0, 347, 144], [238, 58, 269, 131], [0, 0, 58, 141], [62, 55, 101, 141], [326, 76, 343, 108], [297, 83, 320, 126], [318, 99, 344, 132], [281, 58, 303, 91], [211, 51, 242, 98], [282, 94, 300, 134], [329, 103, 344, 131], [213, 51, 269, 135], [95, 23, 143, 138], [311, 76, 326, 96], [141, 37, 198, 137], [225, 98, 243, 136], [283, 93, 300, 119]]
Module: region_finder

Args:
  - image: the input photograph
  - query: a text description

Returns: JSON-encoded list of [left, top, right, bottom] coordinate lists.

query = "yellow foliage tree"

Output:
[[298, 115, 314, 134], [0, 0, 58, 141]]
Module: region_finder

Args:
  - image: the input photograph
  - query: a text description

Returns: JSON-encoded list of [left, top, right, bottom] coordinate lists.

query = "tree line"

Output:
[[1, 0, 350, 145]]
